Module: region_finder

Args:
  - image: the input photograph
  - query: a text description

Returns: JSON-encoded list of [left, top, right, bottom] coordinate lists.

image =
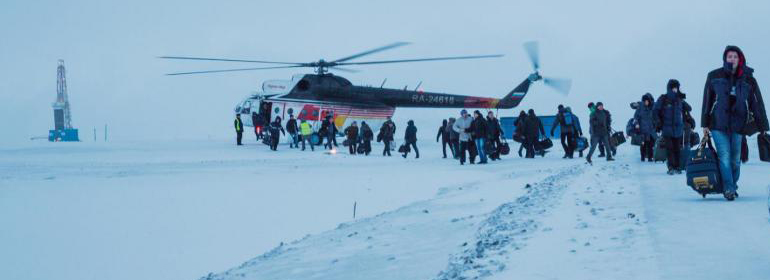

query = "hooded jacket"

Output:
[[654, 85, 686, 138], [634, 93, 657, 138], [701, 45, 769, 133], [522, 111, 545, 140], [448, 118, 459, 140], [404, 120, 417, 143], [437, 120, 450, 142], [590, 108, 611, 136]]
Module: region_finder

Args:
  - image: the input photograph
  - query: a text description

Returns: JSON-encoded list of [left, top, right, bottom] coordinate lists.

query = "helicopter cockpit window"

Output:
[[235, 106, 241, 113], [241, 101, 251, 114]]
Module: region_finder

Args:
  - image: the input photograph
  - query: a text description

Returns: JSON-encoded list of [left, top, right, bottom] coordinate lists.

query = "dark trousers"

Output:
[[524, 138, 537, 158], [301, 134, 314, 151], [560, 133, 569, 156], [563, 132, 576, 158], [270, 136, 279, 151], [236, 131, 243, 145], [325, 132, 337, 149], [640, 136, 654, 161], [348, 140, 358, 154], [488, 138, 502, 159], [587, 133, 612, 160], [598, 142, 606, 156], [459, 140, 473, 164], [403, 141, 419, 158], [362, 140, 371, 155], [441, 139, 450, 158], [450, 139, 459, 158], [383, 140, 392, 156], [665, 137, 683, 170]]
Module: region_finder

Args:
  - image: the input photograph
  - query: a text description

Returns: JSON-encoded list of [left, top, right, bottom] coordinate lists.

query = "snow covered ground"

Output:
[[1, 138, 769, 280]]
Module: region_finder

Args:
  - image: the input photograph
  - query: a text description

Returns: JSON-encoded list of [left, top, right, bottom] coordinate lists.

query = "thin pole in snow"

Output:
[[94, 127, 96, 142], [104, 124, 107, 142], [353, 201, 357, 219]]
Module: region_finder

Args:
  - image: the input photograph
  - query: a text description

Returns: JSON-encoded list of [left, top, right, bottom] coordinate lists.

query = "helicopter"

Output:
[[161, 41, 570, 145]]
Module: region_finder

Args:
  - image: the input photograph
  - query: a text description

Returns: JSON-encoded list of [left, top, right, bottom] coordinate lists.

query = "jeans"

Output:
[[587, 133, 612, 160], [475, 138, 488, 163], [711, 130, 742, 193], [289, 133, 298, 148]]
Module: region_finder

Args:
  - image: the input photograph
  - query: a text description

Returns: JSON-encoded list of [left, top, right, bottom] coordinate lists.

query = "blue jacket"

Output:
[[654, 91, 687, 138], [634, 93, 657, 138], [701, 46, 769, 133]]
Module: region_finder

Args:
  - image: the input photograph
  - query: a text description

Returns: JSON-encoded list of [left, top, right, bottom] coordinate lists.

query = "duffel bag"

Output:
[[686, 135, 723, 197]]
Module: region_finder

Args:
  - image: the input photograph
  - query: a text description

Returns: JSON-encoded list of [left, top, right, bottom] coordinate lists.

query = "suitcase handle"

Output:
[[696, 134, 716, 158]]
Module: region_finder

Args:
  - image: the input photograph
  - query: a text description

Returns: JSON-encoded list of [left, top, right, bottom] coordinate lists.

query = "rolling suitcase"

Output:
[[653, 137, 667, 162], [686, 135, 723, 198]]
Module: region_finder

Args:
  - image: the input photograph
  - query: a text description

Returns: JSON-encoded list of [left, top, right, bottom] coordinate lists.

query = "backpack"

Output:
[[563, 112, 573, 126]]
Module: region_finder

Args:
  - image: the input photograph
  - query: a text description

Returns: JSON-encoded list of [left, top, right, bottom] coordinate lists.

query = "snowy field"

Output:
[[1, 138, 769, 280]]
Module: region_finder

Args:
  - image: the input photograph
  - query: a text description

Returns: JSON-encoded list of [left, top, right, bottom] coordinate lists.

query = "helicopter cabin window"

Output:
[[287, 108, 294, 115]]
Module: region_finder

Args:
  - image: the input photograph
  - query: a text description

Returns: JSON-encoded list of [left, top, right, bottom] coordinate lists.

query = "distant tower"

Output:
[[49, 60, 79, 141]]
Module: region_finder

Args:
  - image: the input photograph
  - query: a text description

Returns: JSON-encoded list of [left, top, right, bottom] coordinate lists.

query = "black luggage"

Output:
[[759, 133, 770, 162], [398, 143, 410, 153], [536, 138, 553, 150], [610, 131, 626, 147], [484, 140, 497, 155], [631, 134, 643, 146], [653, 137, 667, 162], [500, 138, 511, 155], [686, 135, 723, 198], [513, 133, 525, 143]]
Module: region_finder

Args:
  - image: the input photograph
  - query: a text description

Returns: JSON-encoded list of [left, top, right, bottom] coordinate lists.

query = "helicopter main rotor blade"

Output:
[[523, 41, 539, 71], [543, 77, 572, 95], [329, 66, 361, 73], [332, 42, 411, 63], [159, 56, 304, 65], [165, 65, 306, 76], [335, 54, 503, 66]]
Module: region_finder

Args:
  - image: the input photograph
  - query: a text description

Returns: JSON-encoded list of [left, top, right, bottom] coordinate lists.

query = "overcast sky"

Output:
[[1, 0, 768, 144]]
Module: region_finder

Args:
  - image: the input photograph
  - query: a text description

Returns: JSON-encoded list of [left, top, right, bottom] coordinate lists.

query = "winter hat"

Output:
[[587, 102, 595, 109], [528, 109, 535, 115], [474, 110, 482, 116], [460, 109, 468, 115], [408, 120, 414, 126], [558, 104, 564, 110], [596, 102, 603, 107], [565, 107, 572, 113]]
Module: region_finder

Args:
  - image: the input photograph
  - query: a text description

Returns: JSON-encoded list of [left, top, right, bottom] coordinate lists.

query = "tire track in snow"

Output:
[[435, 164, 587, 280]]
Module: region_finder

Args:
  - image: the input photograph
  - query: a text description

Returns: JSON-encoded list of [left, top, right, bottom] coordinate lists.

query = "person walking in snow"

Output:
[[286, 114, 299, 149], [402, 120, 419, 158], [360, 121, 373, 155], [586, 102, 614, 163], [344, 121, 359, 155], [453, 109, 474, 165], [234, 114, 244, 146], [486, 111, 503, 161], [551, 105, 580, 158], [654, 79, 691, 174], [268, 116, 285, 151], [514, 110, 527, 157], [634, 93, 657, 162], [448, 117, 459, 159], [470, 110, 489, 164], [299, 119, 314, 151], [436, 119, 451, 158], [380, 121, 395, 156], [522, 109, 545, 158], [701, 45, 769, 201]]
